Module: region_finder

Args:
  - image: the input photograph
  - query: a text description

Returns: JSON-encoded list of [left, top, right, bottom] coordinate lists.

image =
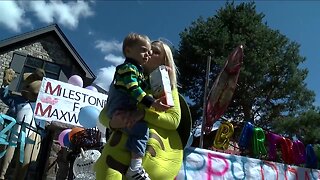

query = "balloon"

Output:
[[78, 106, 100, 128], [266, 132, 281, 161], [63, 132, 71, 148], [69, 127, 85, 141], [205, 45, 243, 133], [252, 127, 267, 157], [85, 85, 98, 92], [306, 144, 318, 169], [238, 122, 254, 150], [213, 121, 234, 150], [68, 75, 83, 87], [279, 137, 294, 164], [58, 129, 72, 147], [292, 140, 306, 164]]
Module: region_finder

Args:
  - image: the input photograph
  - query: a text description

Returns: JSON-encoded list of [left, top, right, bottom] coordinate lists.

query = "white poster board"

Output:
[[34, 77, 108, 126], [177, 147, 320, 180]]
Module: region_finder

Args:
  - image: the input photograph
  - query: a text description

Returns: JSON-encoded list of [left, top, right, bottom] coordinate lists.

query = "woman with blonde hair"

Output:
[[94, 40, 191, 180]]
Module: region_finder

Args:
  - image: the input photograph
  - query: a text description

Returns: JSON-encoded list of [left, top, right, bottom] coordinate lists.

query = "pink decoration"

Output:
[[292, 140, 306, 164], [58, 129, 72, 147], [85, 85, 98, 92], [68, 75, 83, 87], [266, 132, 281, 161], [205, 45, 243, 132]]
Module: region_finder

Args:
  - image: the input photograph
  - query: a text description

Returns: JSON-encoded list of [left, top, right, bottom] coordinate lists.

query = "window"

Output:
[[24, 56, 61, 79], [17, 56, 61, 90], [9, 53, 62, 92]]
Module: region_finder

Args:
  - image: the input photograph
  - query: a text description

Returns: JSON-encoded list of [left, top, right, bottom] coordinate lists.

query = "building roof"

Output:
[[0, 24, 95, 79]]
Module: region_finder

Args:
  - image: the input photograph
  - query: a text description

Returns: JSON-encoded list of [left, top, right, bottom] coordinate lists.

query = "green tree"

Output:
[[175, 2, 315, 131], [273, 109, 320, 144]]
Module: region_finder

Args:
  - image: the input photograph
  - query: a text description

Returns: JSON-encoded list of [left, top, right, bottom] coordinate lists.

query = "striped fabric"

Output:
[[114, 61, 149, 103]]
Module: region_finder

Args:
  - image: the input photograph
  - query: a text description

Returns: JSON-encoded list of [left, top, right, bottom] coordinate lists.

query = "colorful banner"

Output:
[[176, 147, 320, 180], [34, 78, 108, 126]]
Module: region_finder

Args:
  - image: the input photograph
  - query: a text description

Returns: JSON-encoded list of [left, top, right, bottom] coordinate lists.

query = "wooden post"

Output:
[[200, 56, 211, 148]]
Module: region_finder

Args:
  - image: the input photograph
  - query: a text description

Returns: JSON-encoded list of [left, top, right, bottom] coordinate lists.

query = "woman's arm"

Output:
[[100, 88, 181, 130], [143, 88, 181, 130], [99, 108, 144, 129]]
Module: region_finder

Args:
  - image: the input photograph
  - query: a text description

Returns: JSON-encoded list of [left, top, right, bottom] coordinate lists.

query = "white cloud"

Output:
[[104, 54, 124, 65], [29, 0, 94, 29], [95, 40, 122, 54], [95, 40, 124, 65], [93, 66, 116, 91], [28, 1, 54, 23], [0, 1, 31, 32], [0, 0, 94, 32]]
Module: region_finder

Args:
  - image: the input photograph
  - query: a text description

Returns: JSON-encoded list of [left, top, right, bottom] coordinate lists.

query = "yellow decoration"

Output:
[[213, 121, 234, 150]]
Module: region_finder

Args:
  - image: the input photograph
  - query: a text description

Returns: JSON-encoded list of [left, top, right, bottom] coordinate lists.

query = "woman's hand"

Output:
[[109, 109, 145, 129], [151, 96, 171, 111], [164, 65, 172, 72]]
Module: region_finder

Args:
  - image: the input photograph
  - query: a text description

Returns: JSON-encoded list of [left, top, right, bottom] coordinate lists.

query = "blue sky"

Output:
[[0, 1, 319, 106]]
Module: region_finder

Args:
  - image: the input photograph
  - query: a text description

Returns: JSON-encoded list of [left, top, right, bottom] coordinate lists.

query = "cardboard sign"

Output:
[[34, 78, 108, 126], [149, 65, 174, 106]]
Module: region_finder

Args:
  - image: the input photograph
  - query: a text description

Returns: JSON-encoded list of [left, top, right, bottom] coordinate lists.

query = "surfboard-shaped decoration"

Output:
[[205, 45, 244, 133]]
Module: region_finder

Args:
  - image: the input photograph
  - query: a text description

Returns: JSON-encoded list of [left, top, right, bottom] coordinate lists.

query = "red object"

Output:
[[69, 127, 85, 141], [280, 137, 294, 164], [205, 45, 244, 133]]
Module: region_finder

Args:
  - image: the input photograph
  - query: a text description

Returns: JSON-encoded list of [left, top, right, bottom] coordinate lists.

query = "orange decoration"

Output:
[[69, 127, 85, 141]]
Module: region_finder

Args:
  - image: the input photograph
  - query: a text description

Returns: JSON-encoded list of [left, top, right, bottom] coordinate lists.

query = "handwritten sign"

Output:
[[176, 147, 320, 180], [34, 78, 108, 126]]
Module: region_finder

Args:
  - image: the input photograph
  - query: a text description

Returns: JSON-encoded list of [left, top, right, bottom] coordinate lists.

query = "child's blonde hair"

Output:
[[122, 33, 150, 57]]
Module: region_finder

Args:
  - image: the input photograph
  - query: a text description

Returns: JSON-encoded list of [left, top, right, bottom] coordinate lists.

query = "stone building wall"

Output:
[[0, 34, 84, 179], [0, 53, 12, 113], [0, 34, 73, 113]]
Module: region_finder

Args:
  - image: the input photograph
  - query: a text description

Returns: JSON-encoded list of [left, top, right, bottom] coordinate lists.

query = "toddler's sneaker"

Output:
[[125, 167, 151, 180]]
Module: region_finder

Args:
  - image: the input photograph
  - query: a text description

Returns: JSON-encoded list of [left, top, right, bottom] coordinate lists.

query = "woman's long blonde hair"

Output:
[[152, 41, 178, 89]]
